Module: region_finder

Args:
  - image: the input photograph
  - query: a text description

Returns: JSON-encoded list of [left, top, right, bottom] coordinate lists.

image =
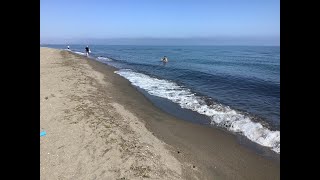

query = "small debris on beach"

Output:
[[40, 131, 47, 137]]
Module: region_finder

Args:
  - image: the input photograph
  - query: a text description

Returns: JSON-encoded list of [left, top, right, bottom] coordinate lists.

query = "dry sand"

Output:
[[40, 48, 183, 179], [40, 47, 279, 180]]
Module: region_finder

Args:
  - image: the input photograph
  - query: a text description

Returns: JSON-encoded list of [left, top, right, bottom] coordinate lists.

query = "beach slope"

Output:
[[40, 47, 279, 180], [40, 48, 184, 179]]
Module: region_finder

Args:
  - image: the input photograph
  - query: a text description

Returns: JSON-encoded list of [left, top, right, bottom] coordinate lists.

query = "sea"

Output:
[[42, 44, 280, 154]]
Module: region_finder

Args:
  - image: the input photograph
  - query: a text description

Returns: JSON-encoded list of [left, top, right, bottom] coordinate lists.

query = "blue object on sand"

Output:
[[40, 131, 46, 137]]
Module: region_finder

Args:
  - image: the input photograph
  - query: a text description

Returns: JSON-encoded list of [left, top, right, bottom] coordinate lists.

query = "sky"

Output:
[[40, 0, 280, 45]]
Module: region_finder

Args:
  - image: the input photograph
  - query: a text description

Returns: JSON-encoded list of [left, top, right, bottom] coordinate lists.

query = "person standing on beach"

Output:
[[67, 46, 70, 50], [85, 46, 90, 56]]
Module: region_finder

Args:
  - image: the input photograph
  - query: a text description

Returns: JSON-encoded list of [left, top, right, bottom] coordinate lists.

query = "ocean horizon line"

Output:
[[41, 44, 280, 47]]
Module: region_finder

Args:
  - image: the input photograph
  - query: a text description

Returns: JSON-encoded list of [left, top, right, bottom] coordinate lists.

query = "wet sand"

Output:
[[40, 47, 279, 179]]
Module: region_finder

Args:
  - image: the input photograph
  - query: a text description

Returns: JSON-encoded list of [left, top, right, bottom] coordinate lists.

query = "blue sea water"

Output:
[[42, 44, 280, 153]]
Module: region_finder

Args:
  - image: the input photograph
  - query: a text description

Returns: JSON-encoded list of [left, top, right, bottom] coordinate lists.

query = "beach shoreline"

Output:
[[40, 47, 279, 179]]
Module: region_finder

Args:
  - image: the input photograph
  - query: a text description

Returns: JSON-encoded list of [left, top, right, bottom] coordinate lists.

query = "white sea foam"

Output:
[[97, 56, 112, 61], [115, 69, 280, 153], [74, 51, 86, 56]]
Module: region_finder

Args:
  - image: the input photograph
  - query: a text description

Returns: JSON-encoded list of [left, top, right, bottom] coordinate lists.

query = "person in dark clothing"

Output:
[[161, 56, 168, 63], [85, 46, 90, 56]]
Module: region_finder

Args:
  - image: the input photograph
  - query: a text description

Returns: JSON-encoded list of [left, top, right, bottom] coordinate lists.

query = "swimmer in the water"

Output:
[[161, 56, 168, 63]]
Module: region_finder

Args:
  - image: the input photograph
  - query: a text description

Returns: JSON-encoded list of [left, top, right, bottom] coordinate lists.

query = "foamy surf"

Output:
[[115, 69, 280, 153], [97, 56, 112, 61], [74, 51, 86, 56]]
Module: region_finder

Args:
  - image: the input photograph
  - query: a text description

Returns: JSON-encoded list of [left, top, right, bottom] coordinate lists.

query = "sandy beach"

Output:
[[40, 47, 279, 179]]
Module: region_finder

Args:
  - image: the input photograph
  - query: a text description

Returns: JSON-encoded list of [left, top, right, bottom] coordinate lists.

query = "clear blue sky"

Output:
[[40, 0, 280, 45]]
